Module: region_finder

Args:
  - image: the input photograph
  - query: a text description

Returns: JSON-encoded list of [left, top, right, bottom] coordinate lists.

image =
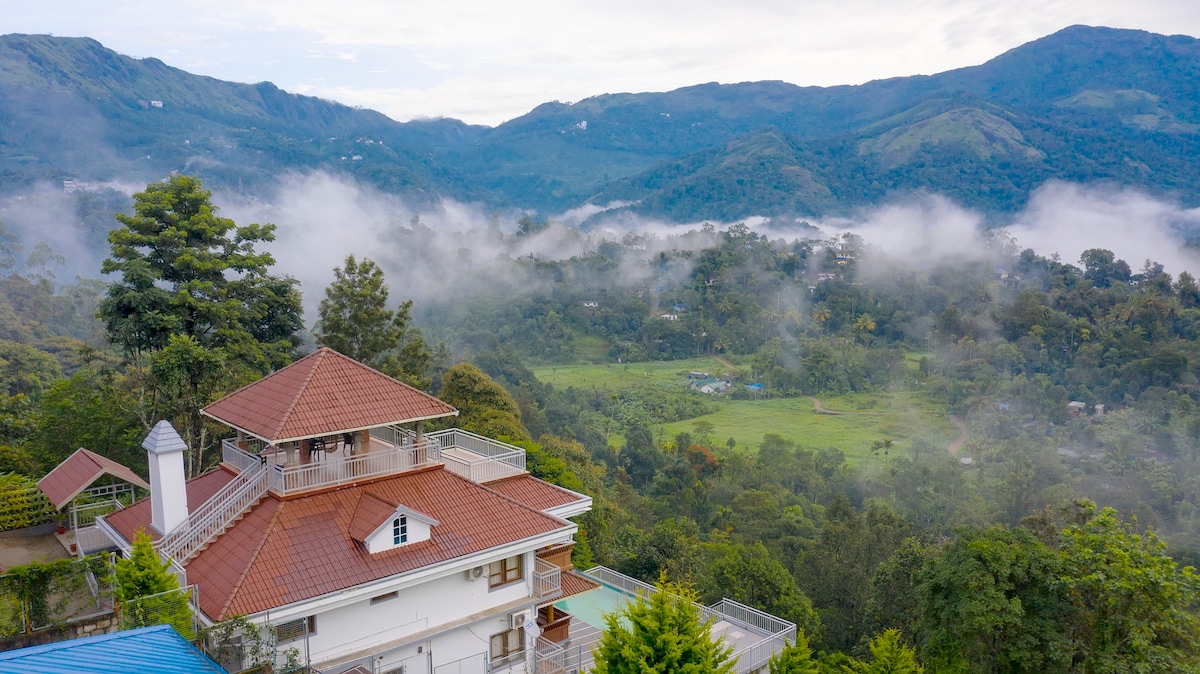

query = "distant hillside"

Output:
[[1, 26, 1199, 221]]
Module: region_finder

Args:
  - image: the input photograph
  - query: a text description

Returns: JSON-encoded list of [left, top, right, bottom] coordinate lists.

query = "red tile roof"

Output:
[[201, 348, 458, 443], [483, 474, 587, 512], [112, 465, 574, 620], [348, 492, 398, 543], [37, 449, 151, 511], [106, 467, 237, 541], [559, 570, 601, 600]]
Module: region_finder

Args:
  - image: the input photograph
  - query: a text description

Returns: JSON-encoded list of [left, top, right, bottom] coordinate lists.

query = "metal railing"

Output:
[[432, 429, 526, 482], [220, 428, 527, 495], [157, 462, 269, 563], [533, 557, 562, 600], [222, 439, 261, 473], [266, 440, 439, 494], [580, 567, 796, 674], [535, 636, 566, 674]]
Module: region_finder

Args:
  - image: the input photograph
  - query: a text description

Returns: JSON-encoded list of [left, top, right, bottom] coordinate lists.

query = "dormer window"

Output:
[[393, 516, 408, 545], [350, 492, 438, 554]]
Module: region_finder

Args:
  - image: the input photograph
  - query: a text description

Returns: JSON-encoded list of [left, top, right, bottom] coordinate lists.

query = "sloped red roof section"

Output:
[[201, 348, 457, 442], [110, 465, 571, 620], [348, 492, 398, 543], [37, 448, 151, 511], [106, 467, 238, 541], [483, 473, 588, 512]]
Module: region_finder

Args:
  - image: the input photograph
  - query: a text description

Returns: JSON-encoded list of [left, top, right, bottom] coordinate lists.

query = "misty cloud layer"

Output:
[[4, 172, 1199, 323]]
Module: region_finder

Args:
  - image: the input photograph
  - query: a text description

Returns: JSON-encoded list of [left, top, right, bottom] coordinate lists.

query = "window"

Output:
[[275, 615, 316, 643], [393, 516, 408, 545], [489, 555, 523, 588], [370, 591, 398, 605], [490, 627, 525, 665]]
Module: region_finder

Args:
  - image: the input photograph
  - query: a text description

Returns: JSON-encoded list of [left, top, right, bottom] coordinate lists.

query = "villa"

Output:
[[87, 348, 791, 673]]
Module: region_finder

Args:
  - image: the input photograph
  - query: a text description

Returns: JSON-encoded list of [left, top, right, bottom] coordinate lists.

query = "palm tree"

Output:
[[853, 313, 876, 343], [811, 304, 831, 334]]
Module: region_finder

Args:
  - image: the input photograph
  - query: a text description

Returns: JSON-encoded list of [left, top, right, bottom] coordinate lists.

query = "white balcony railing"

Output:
[[221, 428, 528, 496], [535, 636, 566, 674], [157, 459, 269, 563], [533, 557, 562, 600], [430, 429, 525, 482]]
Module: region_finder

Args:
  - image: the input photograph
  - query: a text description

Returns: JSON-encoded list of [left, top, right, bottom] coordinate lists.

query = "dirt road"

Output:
[[946, 414, 970, 456]]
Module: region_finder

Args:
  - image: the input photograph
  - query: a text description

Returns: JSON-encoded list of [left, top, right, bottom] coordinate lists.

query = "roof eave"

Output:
[[201, 409, 460, 444]]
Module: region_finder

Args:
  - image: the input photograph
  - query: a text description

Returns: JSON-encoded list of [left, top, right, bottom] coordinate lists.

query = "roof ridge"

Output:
[[215, 497, 284, 621], [269, 348, 330, 442]]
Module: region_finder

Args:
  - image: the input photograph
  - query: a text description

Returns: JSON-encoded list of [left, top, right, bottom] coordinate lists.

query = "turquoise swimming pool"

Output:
[[554, 584, 636, 629]]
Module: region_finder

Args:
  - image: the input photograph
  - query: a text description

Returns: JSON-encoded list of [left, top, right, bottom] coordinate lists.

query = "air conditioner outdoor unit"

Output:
[[510, 609, 532, 630], [464, 566, 485, 581]]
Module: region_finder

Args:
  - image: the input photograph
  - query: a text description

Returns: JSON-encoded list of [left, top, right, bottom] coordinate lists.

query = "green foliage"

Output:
[[842, 630, 923, 674], [438, 363, 530, 441], [590, 579, 735, 674], [0, 472, 54, 530], [27, 365, 143, 473], [700, 539, 821, 638], [1058, 502, 1200, 673], [769, 629, 820, 674], [315, 255, 430, 388], [917, 525, 1071, 673], [115, 530, 179, 602], [0, 554, 110, 632]]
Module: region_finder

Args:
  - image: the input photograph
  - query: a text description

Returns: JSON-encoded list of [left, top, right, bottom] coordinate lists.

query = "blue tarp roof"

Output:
[[0, 625, 227, 674]]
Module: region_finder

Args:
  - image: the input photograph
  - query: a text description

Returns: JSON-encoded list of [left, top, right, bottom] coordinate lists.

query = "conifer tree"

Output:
[[768, 629, 820, 674], [591, 579, 733, 674]]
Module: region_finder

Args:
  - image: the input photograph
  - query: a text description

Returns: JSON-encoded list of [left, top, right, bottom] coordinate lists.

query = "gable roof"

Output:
[[37, 448, 151, 511], [0, 625, 227, 674], [107, 465, 573, 620], [201, 348, 458, 443], [348, 492, 439, 543]]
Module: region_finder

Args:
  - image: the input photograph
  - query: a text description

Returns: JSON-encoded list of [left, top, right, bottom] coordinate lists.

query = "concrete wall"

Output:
[[302, 552, 536, 669]]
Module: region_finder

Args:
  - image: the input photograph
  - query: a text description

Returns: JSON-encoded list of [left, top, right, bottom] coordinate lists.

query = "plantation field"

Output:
[[660, 392, 957, 465], [532, 359, 955, 465]]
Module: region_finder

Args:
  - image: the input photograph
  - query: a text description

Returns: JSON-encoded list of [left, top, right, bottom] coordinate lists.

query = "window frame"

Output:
[[392, 515, 408, 545], [489, 626, 525, 666], [488, 554, 523, 589], [275, 615, 316, 643]]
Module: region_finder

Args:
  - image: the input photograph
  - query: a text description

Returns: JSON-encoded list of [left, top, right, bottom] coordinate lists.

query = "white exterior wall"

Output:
[[299, 551, 537, 671]]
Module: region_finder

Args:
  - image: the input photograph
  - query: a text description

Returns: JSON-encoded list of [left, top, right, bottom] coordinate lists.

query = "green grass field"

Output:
[[661, 392, 956, 465], [531, 357, 738, 390], [531, 360, 955, 466]]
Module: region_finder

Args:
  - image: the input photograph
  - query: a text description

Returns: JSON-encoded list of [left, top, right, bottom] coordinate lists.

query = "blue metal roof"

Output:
[[0, 625, 228, 674]]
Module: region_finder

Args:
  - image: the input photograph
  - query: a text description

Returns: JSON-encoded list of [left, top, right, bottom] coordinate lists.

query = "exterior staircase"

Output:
[[156, 462, 269, 564]]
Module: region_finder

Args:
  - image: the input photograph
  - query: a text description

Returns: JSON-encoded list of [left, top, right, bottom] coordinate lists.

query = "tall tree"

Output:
[[591, 579, 734, 674], [1058, 502, 1200, 673], [314, 254, 429, 387], [437, 363, 529, 441], [100, 174, 300, 365], [98, 175, 302, 471]]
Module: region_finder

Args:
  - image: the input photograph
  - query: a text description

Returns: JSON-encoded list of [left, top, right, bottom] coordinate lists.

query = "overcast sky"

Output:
[[6, 1, 1200, 126]]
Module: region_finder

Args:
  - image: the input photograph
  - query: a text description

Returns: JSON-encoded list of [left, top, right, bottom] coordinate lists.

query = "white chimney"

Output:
[[143, 420, 189, 535]]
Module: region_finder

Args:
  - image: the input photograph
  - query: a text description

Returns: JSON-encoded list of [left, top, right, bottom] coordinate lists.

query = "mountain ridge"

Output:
[[2, 26, 1198, 221]]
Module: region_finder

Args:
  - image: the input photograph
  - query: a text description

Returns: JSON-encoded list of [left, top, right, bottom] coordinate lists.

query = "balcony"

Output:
[[533, 557, 562, 600], [221, 427, 527, 496]]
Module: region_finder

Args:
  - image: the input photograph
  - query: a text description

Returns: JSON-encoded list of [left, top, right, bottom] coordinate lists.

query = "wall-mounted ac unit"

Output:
[[510, 608, 532, 629], [464, 566, 484, 581]]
